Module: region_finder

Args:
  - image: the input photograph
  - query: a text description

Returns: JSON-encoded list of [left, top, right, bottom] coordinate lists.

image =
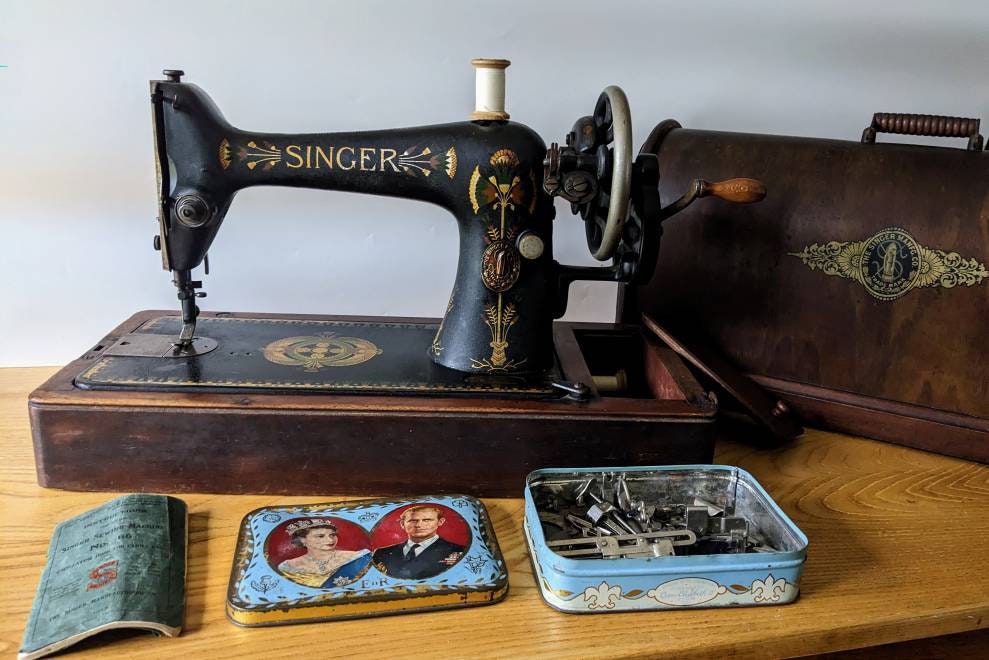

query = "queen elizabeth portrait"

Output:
[[276, 518, 371, 588]]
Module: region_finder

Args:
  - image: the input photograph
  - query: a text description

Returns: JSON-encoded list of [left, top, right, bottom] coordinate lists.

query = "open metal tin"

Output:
[[524, 465, 808, 612]]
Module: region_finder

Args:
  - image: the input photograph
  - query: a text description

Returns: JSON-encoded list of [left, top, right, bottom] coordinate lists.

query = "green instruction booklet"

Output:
[[19, 494, 187, 660]]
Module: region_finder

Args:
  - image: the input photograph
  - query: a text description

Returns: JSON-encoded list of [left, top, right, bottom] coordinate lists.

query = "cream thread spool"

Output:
[[471, 58, 510, 121], [592, 369, 628, 394]]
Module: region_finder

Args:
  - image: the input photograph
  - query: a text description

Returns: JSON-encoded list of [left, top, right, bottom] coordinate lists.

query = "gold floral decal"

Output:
[[263, 334, 381, 371], [398, 146, 457, 178], [474, 301, 520, 370], [445, 147, 458, 178], [468, 149, 536, 215], [467, 149, 533, 371], [430, 291, 456, 357], [219, 139, 231, 169], [219, 138, 282, 171], [790, 226, 988, 300]]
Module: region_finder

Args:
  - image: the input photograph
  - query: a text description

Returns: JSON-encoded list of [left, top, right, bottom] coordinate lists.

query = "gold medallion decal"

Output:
[[480, 240, 521, 292], [263, 334, 382, 371], [790, 226, 988, 300]]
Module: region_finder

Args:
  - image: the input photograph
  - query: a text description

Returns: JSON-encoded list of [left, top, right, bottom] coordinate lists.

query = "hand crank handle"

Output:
[[659, 177, 767, 221], [699, 177, 766, 203]]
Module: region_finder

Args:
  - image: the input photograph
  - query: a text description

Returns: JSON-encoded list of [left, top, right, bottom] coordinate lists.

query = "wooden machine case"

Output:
[[622, 115, 989, 461], [29, 311, 717, 496]]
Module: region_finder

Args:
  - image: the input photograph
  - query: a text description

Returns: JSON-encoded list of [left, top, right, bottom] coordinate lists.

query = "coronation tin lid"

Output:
[[226, 495, 507, 626]]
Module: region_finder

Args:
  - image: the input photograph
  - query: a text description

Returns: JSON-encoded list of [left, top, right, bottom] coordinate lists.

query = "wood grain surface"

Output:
[[2, 366, 987, 659]]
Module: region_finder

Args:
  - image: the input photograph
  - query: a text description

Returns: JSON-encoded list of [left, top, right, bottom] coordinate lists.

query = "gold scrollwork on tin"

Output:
[[790, 226, 988, 300], [263, 334, 382, 371]]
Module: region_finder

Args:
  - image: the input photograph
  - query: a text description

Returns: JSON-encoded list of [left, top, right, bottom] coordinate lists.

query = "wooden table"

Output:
[[2, 366, 987, 658]]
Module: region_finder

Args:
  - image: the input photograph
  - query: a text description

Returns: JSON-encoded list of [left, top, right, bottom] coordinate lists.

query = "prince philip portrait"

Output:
[[372, 505, 466, 579]]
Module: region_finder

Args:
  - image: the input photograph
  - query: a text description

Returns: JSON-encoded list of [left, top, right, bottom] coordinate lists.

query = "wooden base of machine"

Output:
[[29, 311, 717, 496]]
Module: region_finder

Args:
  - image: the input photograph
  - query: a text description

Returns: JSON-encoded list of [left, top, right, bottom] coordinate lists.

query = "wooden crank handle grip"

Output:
[[698, 178, 766, 204], [658, 176, 767, 221]]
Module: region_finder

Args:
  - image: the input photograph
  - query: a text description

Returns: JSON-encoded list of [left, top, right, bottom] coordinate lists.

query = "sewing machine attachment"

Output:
[[546, 529, 698, 558], [524, 466, 809, 612], [101, 332, 217, 358]]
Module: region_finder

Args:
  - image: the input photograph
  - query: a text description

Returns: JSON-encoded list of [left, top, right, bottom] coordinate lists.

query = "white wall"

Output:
[[2, 0, 986, 366]]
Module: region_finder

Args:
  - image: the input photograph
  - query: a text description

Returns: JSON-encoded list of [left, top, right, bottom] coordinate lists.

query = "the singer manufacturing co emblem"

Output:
[[263, 334, 382, 371], [789, 226, 988, 301]]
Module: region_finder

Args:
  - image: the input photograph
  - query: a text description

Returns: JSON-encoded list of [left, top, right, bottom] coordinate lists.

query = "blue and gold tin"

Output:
[[227, 495, 507, 625], [524, 465, 808, 612]]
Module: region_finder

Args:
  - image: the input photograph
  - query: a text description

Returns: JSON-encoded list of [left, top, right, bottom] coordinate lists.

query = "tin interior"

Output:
[[528, 467, 805, 555]]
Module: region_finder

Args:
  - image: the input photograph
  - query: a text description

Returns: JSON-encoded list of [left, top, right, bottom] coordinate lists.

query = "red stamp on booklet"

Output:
[[86, 559, 119, 590]]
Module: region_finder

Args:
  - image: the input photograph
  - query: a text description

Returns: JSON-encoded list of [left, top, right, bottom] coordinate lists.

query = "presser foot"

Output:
[[103, 333, 218, 358]]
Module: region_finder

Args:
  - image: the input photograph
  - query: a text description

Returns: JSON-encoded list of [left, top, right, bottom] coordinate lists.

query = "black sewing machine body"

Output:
[[28, 63, 785, 496], [154, 78, 561, 376]]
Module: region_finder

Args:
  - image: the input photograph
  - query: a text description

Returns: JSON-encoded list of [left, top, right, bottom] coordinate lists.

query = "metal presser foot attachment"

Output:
[[102, 332, 217, 359], [533, 473, 772, 559], [170, 269, 216, 356], [103, 269, 217, 359]]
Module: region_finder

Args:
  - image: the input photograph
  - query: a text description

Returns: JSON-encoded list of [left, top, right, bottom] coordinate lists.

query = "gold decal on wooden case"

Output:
[[790, 226, 988, 300]]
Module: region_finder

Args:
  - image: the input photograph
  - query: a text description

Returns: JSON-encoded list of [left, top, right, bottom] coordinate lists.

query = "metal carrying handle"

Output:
[[862, 112, 984, 151]]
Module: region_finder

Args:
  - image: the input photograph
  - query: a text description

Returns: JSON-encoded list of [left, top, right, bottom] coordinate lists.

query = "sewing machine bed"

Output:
[[75, 315, 562, 398], [29, 311, 717, 496]]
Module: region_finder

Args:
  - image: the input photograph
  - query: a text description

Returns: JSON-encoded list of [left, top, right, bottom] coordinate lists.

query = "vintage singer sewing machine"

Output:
[[29, 60, 789, 496]]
